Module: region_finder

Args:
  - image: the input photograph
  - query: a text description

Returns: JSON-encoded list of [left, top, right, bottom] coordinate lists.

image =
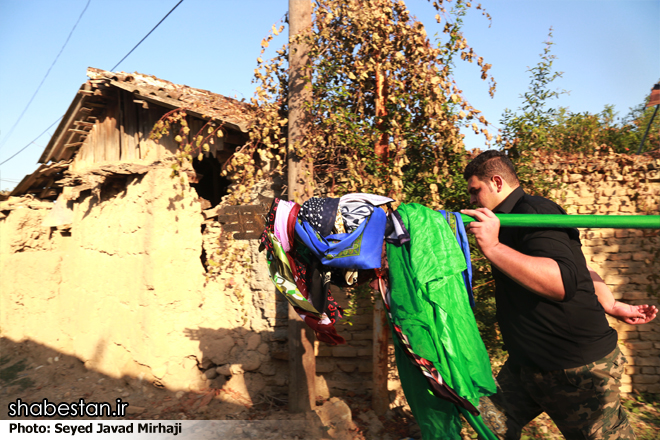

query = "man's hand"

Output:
[[461, 207, 566, 301], [609, 302, 658, 325], [460, 208, 501, 257]]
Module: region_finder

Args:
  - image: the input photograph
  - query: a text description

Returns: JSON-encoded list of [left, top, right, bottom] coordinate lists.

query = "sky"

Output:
[[0, 0, 658, 192]]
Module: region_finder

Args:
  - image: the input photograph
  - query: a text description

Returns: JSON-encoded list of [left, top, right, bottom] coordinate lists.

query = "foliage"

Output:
[[625, 94, 660, 154], [498, 28, 566, 156], [149, 108, 227, 183], [227, 0, 495, 209], [499, 29, 659, 156], [152, 0, 505, 352], [623, 393, 660, 440]]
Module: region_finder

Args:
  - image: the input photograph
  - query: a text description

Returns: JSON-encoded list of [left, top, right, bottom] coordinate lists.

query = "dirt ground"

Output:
[[2, 337, 658, 439], [0, 337, 423, 439]]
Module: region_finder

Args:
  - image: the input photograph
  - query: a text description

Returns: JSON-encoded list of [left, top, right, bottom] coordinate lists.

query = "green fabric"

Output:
[[461, 213, 660, 229], [387, 204, 496, 439]]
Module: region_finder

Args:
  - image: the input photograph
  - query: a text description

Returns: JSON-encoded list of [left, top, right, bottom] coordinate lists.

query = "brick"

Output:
[[352, 332, 373, 341], [317, 345, 333, 357], [315, 359, 336, 373], [641, 367, 657, 375], [640, 332, 660, 341], [620, 384, 633, 394], [644, 384, 660, 393], [632, 252, 651, 261], [620, 345, 633, 357], [607, 253, 632, 261], [631, 375, 659, 384], [624, 341, 654, 351], [616, 262, 651, 273], [590, 254, 608, 263], [624, 366, 640, 375], [636, 357, 660, 367], [332, 346, 357, 357], [357, 348, 372, 357], [604, 276, 630, 285], [617, 331, 640, 341], [349, 314, 374, 326], [357, 360, 373, 373], [628, 274, 652, 284], [622, 292, 653, 301], [337, 361, 357, 373], [621, 375, 632, 384]]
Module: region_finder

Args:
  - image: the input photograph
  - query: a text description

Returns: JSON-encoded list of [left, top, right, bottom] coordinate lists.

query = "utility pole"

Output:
[[287, 0, 316, 413]]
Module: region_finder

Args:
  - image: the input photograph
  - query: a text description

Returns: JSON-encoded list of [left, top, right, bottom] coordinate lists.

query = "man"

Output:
[[460, 150, 657, 440]]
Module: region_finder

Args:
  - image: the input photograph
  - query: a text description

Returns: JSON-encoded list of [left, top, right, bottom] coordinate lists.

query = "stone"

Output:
[[238, 351, 262, 372], [215, 363, 244, 376], [314, 397, 355, 439], [246, 333, 261, 351], [201, 336, 235, 365], [204, 369, 218, 380], [357, 409, 385, 437], [257, 343, 269, 355]]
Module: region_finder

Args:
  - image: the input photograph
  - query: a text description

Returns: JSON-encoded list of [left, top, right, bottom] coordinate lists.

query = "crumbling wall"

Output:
[[0, 167, 284, 406], [533, 150, 660, 394]]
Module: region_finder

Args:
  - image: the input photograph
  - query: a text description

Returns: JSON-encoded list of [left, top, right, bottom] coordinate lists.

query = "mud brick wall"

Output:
[[536, 150, 660, 394]]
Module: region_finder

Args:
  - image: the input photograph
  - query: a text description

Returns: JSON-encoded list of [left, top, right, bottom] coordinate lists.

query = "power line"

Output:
[[0, 117, 62, 167], [0, 0, 184, 168], [0, 0, 91, 151], [110, 0, 185, 71]]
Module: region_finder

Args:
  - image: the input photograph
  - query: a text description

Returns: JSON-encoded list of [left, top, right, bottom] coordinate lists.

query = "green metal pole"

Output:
[[460, 214, 660, 229]]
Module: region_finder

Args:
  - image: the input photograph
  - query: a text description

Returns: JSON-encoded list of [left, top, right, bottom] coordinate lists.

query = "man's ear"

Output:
[[491, 175, 504, 192]]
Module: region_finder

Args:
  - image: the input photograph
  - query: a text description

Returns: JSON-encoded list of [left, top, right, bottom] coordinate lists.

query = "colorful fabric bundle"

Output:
[[295, 206, 387, 269], [259, 198, 345, 345]]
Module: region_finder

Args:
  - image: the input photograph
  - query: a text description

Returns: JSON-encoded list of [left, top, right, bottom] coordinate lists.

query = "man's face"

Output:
[[467, 175, 501, 210]]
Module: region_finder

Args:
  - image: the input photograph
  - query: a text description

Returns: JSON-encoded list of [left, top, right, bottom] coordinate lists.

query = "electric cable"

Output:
[[0, 117, 62, 167], [110, 0, 184, 71], [0, 0, 91, 151], [0, 0, 184, 168]]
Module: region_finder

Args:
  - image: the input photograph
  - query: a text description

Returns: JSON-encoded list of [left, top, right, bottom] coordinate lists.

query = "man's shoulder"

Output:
[[513, 193, 566, 215]]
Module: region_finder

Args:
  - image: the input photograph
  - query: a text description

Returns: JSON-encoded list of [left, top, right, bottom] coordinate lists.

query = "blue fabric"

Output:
[[295, 206, 386, 269], [439, 210, 475, 308]]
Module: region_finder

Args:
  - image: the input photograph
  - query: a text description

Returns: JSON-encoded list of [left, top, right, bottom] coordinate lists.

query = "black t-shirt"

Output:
[[492, 187, 617, 371]]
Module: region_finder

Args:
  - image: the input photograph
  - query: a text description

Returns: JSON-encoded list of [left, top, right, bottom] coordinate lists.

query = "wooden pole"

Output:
[[287, 0, 316, 413], [372, 295, 390, 415]]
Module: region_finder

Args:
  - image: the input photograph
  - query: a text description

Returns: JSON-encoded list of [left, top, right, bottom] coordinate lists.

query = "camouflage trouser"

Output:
[[480, 346, 635, 440]]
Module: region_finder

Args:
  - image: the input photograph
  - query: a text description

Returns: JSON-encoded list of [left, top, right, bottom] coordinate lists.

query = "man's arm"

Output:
[[461, 208, 565, 301], [588, 266, 658, 325]]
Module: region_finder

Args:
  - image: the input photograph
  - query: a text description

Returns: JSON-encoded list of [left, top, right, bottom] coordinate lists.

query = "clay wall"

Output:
[[0, 167, 285, 407]]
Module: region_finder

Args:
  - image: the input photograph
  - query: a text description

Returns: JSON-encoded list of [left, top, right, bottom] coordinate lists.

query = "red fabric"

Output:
[[301, 314, 346, 345]]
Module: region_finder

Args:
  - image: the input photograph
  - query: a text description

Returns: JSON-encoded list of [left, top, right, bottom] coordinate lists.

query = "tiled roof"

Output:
[[86, 67, 254, 132]]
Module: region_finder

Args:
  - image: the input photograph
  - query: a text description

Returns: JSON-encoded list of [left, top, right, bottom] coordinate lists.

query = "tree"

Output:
[[498, 28, 567, 156], [498, 29, 659, 156], [231, 0, 495, 209]]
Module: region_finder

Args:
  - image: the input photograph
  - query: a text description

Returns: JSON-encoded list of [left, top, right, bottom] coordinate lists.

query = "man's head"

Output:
[[463, 150, 520, 210]]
